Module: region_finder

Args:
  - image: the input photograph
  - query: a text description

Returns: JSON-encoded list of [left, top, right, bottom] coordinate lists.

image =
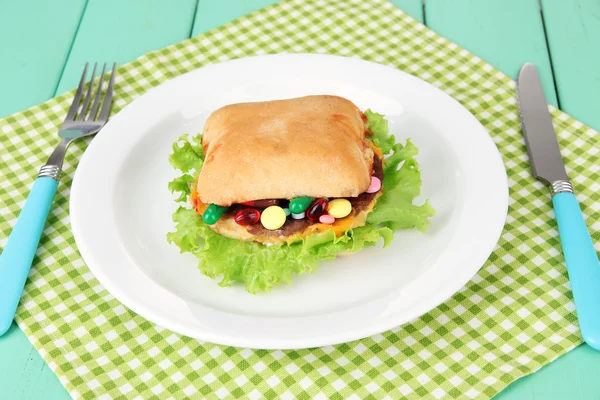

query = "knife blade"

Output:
[[516, 64, 569, 185], [517, 63, 600, 351]]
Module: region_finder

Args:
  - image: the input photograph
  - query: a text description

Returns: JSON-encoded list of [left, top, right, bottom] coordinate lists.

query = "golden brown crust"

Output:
[[196, 95, 373, 206]]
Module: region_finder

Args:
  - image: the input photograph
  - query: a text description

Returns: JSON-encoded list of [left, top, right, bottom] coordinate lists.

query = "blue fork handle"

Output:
[[0, 177, 58, 335], [553, 192, 600, 350]]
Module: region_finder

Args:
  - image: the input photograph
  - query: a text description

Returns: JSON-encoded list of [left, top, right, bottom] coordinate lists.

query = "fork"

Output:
[[0, 63, 116, 335]]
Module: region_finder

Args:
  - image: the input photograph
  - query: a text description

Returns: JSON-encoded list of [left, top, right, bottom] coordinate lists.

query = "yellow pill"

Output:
[[327, 199, 352, 218], [260, 206, 287, 230]]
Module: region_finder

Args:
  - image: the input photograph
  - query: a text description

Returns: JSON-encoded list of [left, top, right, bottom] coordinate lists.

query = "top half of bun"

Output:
[[196, 95, 374, 206]]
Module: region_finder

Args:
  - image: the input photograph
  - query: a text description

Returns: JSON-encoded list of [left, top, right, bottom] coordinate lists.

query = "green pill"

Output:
[[202, 204, 227, 225], [289, 197, 313, 214]]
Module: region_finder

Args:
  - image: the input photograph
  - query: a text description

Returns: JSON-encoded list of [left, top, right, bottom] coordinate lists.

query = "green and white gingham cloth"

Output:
[[1, 0, 599, 398]]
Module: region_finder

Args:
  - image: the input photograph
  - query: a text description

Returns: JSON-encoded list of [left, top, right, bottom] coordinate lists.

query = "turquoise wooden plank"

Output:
[[0, 323, 69, 399], [389, 0, 424, 22], [0, 0, 85, 118], [496, 345, 600, 399], [56, 0, 197, 94], [425, 0, 558, 106], [541, 0, 600, 129]]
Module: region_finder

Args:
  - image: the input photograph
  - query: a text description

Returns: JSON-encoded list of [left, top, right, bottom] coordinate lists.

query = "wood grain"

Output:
[[388, 0, 424, 22], [55, 0, 197, 94], [496, 344, 600, 399], [0, 0, 86, 118], [425, 0, 558, 106], [0, 323, 69, 399], [541, 0, 600, 128]]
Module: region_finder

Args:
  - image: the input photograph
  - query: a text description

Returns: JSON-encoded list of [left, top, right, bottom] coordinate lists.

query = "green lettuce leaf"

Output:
[[168, 174, 194, 202], [167, 206, 392, 293], [364, 109, 395, 154], [367, 139, 435, 232], [167, 113, 435, 294], [169, 133, 204, 173], [167, 134, 204, 202]]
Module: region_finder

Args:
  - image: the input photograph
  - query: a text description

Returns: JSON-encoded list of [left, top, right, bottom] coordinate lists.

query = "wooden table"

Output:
[[1, 1, 599, 398]]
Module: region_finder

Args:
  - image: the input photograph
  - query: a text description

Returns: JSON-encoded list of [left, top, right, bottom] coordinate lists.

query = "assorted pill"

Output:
[[289, 197, 313, 214], [202, 204, 228, 225], [306, 198, 329, 221], [366, 176, 381, 194], [234, 208, 260, 226], [291, 212, 305, 220], [218, 180, 387, 228], [319, 214, 335, 224], [260, 206, 287, 230], [327, 199, 352, 218]]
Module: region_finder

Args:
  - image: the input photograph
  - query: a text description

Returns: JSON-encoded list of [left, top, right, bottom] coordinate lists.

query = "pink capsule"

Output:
[[319, 214, 335, 224], [366, 176, 381, 193]]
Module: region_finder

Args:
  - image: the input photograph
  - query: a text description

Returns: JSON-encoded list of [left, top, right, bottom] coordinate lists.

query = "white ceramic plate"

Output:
[[71, 54, 508, 349]]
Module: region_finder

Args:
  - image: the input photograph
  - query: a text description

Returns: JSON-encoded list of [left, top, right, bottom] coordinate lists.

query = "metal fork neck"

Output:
[[38, 139, 71, 181]]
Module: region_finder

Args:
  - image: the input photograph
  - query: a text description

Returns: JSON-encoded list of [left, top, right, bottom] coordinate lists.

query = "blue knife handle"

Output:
[[0, 177, 58, 336], [553, 192, 600, 350]]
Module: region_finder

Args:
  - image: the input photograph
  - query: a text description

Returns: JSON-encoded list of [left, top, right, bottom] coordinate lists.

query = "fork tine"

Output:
[[87, 63, 106, 121], [76, 63, 97, 121], [64, 63, 89, 122], [98, 63, 116, 122]]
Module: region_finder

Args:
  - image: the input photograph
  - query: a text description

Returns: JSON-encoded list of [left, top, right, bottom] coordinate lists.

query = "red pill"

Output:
[[240, 199, 279, 208], [306, 198, 329, 221], [234, 208, 261, 226]]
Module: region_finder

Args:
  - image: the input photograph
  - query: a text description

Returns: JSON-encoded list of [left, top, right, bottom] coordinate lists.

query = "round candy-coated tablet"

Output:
[[234, 208, 260, 226], [260, 206, 286, 230], [241, 199, 279, 208], [306, 198, 329, 221], [291, 212, 305, 220], [202, 204, 227, 225], [366, 176, 381, 193], [283, 208, 291, 217], [289, 197, 313, 214], [319, 214, 335, 224], [327, 199, 352, 218]]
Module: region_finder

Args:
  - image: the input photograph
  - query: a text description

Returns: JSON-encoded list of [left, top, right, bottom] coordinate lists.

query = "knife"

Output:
[[516, 63, 600, 350]]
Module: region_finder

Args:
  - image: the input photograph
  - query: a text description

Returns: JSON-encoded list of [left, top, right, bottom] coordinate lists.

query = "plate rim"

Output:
[[70, 53, 508, 349]]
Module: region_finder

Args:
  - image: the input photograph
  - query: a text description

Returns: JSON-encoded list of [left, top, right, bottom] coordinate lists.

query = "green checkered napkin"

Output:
[[1, 0, 598, 398]]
